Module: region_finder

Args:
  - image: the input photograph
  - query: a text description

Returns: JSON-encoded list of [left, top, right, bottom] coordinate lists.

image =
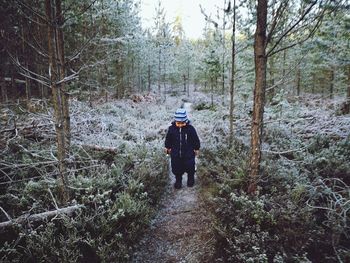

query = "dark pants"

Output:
[[171, 156, 195, 186]]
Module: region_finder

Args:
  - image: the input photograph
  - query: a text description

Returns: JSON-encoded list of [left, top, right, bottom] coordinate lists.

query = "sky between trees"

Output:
[[140, 0, 227, 39]]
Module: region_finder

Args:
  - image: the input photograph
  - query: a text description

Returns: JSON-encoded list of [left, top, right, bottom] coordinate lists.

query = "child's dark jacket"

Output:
[[165, 121, 200, 159]]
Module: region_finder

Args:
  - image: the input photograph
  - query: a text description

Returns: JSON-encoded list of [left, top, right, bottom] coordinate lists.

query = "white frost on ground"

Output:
[[66, 89, 349, 262]]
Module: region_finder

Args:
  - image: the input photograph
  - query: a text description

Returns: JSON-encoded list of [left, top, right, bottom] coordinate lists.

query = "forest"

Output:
[[0, 0, 349, 262]]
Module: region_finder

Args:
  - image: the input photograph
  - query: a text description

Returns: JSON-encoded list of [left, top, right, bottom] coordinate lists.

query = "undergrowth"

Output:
[[0, 97, 170, 262], [0, 146, 168, 262], [198, 135, 350, 262]]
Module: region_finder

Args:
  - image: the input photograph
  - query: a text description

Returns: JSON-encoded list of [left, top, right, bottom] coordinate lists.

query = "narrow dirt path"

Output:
[[132, 100, 215, 263], [132, 167, 214, 263]]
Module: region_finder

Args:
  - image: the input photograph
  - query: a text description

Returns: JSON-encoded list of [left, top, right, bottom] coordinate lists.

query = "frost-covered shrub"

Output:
[[0, 94, 173, 262], [193, 102, 216, 111], [0, 148, 168, 262], [199, 133, 350, 262], [302, 136, 350, 183], [212, 192, 273, 262], [260, 157, 305, 194], [197, 139, 248, 190]]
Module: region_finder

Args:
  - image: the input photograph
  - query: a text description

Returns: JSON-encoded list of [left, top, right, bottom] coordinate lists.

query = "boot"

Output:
[[187, 173, 195, 187], [174, 174, 182, 189]]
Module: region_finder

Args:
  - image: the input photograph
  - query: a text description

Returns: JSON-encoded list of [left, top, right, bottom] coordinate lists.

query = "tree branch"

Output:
[[266, 0, 288, 46], [16, 0, 48, 24], [268, 9, 325, 57], [266, 1, 317, 56], [200, 5, 219, 28], [7, 52, 50, 87]]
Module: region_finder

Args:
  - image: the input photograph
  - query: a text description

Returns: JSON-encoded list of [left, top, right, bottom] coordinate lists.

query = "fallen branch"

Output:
[[0, 205, 84, 230], [262, 145, 309, 155], [0, 164, 100, 186], [0, 160, 57, 168], [82, 144, 118, 153]]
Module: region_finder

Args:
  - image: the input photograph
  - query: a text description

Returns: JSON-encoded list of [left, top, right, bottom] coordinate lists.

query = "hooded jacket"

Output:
[[165, 121, 200, 159]]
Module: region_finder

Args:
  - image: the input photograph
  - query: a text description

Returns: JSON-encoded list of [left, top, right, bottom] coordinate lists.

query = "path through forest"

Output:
[[132, 100, 215, 263], [132, 169, 214, 262]]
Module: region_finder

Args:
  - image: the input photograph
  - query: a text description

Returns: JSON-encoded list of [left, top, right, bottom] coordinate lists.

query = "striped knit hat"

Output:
[[174, 108, 188, 122]]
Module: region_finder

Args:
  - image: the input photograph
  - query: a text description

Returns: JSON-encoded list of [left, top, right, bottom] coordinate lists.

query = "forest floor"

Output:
[[131, 89, 350, 262], [132, 164, 215, 263], [132, 99, 215, 263], [1, 86, 348, 262]]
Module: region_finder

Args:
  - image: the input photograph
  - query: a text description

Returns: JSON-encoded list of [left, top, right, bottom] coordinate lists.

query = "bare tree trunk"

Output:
[[137, 60, 141, 92], [0, 77, 7, 103], [163, 59, 167, 101], [45, 0, 68, 202], [11, 76, 15, 100], [131, 58, 135, 94], [229, 0, 236, 147], [296, 66, 301, 96], [347, 65, 350, 102], [25, 63, 31, 102], [329, 67, 334, 99], [344, 65, 350, 114], [40, 71, 45, 98], [282, 49, 286, 79], [89, 85, 93, 107], [148, 65, 151, 92], [183, 74, 186, 92], [187, 66, 190, 97], [211, 77, 214, 107], [21, 25, 31, 104], [312, 73, 316, 94], [321, 71, 325, 95], [163, 59, 166, 95], [248, 0, 267, 195], [222, 0, 226, 98], [36, 15, 46, 99], [115, 58, 123, 99], [267, 56, 275, 100], [158, 47, 161, 94], [55, 0, 70, 150]]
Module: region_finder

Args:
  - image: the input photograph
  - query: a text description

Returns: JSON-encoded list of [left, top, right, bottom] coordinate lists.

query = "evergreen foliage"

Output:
[[0, 0, 349, 261], [198, 112, 349, 262]]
